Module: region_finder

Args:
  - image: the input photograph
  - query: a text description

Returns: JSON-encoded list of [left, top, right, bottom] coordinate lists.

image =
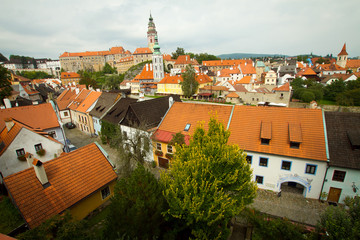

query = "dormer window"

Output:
[[260, 121, 271, 145], [347, 130, 360, 150], [184, 124, 191, 131], [289, 123, 302, 149]]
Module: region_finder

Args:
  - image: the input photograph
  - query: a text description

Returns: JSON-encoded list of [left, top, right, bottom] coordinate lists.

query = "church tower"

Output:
[[337, 43, 348, 68], [152, 35, 164, 82], [147, 13, 157, 52]]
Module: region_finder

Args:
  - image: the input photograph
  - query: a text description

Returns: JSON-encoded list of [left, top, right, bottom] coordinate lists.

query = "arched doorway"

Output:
[[280, 181, 305, 195]]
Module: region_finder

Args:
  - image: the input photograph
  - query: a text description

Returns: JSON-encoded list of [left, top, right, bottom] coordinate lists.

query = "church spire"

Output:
[[147, 13, 157, 52]]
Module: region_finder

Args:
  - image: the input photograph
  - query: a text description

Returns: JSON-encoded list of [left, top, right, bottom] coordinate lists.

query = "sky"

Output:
[[1, 0, 359, 60]]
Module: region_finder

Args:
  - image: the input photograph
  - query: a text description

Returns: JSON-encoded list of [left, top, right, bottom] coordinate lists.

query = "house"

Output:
[[322, 112, 360, 203], [115, 56, 134, 74], [0, 118, 64, 178], [61, 72, 81, 86], [18, 82, 42, 102], [72, 91, 102, 135], [133, 47, 153, 65], [89, 92, 123, 136], [173, 55, 199, 71], [0, 103, 66, 144], [202, 59, 253, 72], [346, 59, 360, 73], [320, 73, 358, 85], [132, 64, 158, 95], [156, 73, 213, 96], [315, 63, 347, 77], [264, 70, 277, 85], [101, 98, 138, 126], [55, 88, 78, 123], [3, 143, 117, 229], [67, 89, 91, 128], [152, 102, 328, 199]]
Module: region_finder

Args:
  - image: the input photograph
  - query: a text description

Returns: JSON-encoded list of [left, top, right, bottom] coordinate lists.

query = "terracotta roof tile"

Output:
[[346, 59, 360, 68], [61, 72, 81, 79], [228, 106, 326, 161], [3, 143, 117, 228], [152, 129, 190, 145], [297, 67, 317, 76], [156, 102, 233, 136], [68, 89, 91, 110], [60, 47, 126, 58], [75, 91, 102, 113], [174, 55, 199, 65], [134, 64, 154, 80], [133, 47, 152, 54], [158, 75, 182, 84], [56, 89, 77, 110], [226, 92, 239, 98], [272, 82, 290, 92], [238, 76, 252, 84], [0, 103, 59, 132], [338, 43, 348, 56], [202, 59, 252, 67]]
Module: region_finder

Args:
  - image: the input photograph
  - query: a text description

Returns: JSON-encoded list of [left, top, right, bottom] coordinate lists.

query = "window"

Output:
[[156, 143, 162, 151], [305, 164, 317, 175], [167, 145, 173, 153], [259, 157, 268, 167], [34, 144, 43, 152], [101, 186, 111, 199], [256, 176, 264, 184], [64, 112, 68, 117], [158, 157, 169, 169], [48, 131, 56, 138], [290, 142, 300, 149], [246, 155, 252, 164], [184, 124, 191, 131], [332, 170, 346, 182], [16, 148, 25, 157], [261, 138, 270, 145], [281, 160, 291, 170]]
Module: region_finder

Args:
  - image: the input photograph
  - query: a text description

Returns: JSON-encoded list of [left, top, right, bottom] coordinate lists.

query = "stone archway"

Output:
[[277, 175, 312, 197]]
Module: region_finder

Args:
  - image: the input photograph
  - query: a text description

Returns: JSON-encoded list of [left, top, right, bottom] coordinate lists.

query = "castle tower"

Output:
[[336, 43, 348, 68], [147, 13, 157, 52], [152, 36, 164, 82]]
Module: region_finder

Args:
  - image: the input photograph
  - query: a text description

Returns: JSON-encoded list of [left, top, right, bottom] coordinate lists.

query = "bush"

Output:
[[300, 91, 315, 103], [36, 149, 46, 156]]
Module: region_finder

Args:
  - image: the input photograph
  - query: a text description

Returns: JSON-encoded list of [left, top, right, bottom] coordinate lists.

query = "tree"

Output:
[[194, 53, 220, 64], [103, 165, 168, 240], [0, 53, 8, 62], [317, 197, 360, 240], [161, 116, 257, 239], [0, 65, 13, 105], [181, 64, 199, 98], [103, 62, 117, 74], [79, 70, 98, 89], [324, 79, 346, 101], [100, 120, 152, 176], [102, 74, 123, 90], [172, 47, 185, 59], [169, 132, 186, 146]]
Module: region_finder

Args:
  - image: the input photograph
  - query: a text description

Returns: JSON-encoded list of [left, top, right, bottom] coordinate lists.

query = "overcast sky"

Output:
[[1, 0, 359, 60]]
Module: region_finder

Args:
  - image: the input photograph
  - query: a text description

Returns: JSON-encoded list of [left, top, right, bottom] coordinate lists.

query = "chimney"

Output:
[[169, 96, 174, 108], [32, 158, 48, 185], [150, 64, 153, 71], [146, 64, 148, 71], [75, 88, 80, 95], [4, 118, 14, 131], [25, 152, 34, 168], [3, 98, 11, 109]]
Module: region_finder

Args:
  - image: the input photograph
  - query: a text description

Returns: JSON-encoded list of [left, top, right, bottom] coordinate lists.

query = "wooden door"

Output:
[[158, 157, 169, 169], [327, 187, 342, 203]]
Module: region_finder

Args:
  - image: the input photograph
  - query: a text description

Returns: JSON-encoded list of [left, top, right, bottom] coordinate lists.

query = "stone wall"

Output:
[[289, 102, 360, 113]]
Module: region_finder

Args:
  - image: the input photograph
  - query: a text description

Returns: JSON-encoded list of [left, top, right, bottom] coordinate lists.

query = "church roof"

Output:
[[338, 43, 348, 56]]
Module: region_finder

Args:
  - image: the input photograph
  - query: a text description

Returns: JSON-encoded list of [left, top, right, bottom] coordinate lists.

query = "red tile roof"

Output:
[[19, 82, 39, 95], [238, 76, 252, 84], [133, 47, 152, 54], [201, 85, 229, 91], [315, 63, 346, 71], [228, 106, 327, 161], [61, 72, 81, 79], [346, 59, 360, 68], [75, 91, 102, 113], [163, 54, 175, 61], [218, 67, 241, 77], [117, 56, 134, 63], [272, 82, 290, 92], [0, 103, 59, 132], [174, 55, 199, 65], [152, 129, 190, 145], [239, 63, 256, 75], [338, 43, 348, 56], [158, 75, 182, 84], [202, 59, 253, 67], [3, 143, 117, 229], [195, 73, 212, 84], [56, 89, 77, 110], [68, 89, 91, 110], [226, 92, 239, 98], [59, 47, 126, 58], [134, 64, 154, 80], [297, 67, 317, 76]]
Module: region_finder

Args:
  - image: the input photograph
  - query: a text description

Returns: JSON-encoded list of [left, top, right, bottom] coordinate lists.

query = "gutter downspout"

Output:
[[319, 109, 330, 200], [226, 105, 235, 130]]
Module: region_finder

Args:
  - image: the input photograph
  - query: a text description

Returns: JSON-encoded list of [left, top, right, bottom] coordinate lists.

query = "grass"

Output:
[[319, 99, 337, 105], [0, 196, 24, 234]]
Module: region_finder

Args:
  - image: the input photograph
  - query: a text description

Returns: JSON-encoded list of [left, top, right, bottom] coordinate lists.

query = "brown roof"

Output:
[[61, 72, 80, 79], [338, 43, 348, 56], [272, 82, 290, 92], [56, 89, 77, 110], [325, 112, 360, 170], [3, 143, 117, 228], [228, 106, 327, 161], [0, 103, 59, 132], [346, 59, 360, 68], [226, 92, 239, 98], [89, 92, 121, 119]]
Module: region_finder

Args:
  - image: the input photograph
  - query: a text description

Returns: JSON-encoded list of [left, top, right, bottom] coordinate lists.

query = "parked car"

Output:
[[64, 122, 76, 129]]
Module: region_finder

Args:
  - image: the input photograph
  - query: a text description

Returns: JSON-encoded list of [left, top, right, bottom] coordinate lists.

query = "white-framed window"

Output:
[[167, 145, 173, 153], [156, 143, 162, 151], [101, 186, 111, 199], [16, 148, 25, 157]]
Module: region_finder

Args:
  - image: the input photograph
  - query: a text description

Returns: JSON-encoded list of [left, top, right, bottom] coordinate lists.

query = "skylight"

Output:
[[184, 124, 191, 131]]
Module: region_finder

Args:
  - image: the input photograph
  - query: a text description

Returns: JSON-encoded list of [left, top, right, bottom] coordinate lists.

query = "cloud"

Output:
[[0, 0, 359, 59]]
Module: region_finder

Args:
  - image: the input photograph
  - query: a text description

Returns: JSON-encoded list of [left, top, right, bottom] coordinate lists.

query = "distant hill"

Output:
[[217, 53, 288, 59]]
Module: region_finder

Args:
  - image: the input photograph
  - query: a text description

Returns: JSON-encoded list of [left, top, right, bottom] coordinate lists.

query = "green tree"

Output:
[[324, 79, 346, 101], [0, 65, 13, 104], [103, 63, 117, 74], [181, 64, 199, 98], [161, 116, 257, 239], [102, 74, 123, 90], [103, 165, 167, 240], [18, 212, 91, 240], [0, 53, 8, 62], [169, 132, 186, 146], [194, 53, 220, 64], [172, 47, 185, 59], [79, 70, 98, 89]]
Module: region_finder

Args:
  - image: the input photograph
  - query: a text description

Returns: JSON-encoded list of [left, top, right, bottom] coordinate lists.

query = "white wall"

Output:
[[246, 151, 327, 199], [0, 128, 64, 178], [322, 166, 360, 203], [92, 116, 101, 136]]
